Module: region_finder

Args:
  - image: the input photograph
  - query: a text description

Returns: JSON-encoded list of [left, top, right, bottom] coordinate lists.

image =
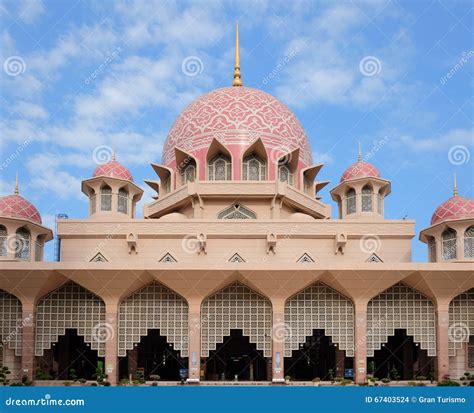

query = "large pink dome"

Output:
[[340, 161, 380, 182], [93, 160, 133, 182], [0, 194, 42, 224], [431, 196, 474, 225], [162, 87, 313, 171]]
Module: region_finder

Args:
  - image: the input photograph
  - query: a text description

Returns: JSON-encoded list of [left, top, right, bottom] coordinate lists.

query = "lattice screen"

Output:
[[367, 283, 436, 357], [118, 282, 188, 357], [0, 290, 22, 356], [35, 282, 106, 356], [449, 288, 474, 356], [284, 282, 354, 357], [201, 282, 272, 357]]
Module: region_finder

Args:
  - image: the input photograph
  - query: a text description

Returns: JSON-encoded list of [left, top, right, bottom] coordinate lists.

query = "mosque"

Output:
[[0, 26, 472, 385]]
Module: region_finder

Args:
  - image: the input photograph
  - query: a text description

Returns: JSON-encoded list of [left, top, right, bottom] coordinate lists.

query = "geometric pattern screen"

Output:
[[118, 282, 188, 357], [449, 289, 474, 356], [0, 290, 23, 356], [201, 282, 272, 357], [35, 282, 106, 357], [284, 282, 355, 357], [367, 283, 436, 357]]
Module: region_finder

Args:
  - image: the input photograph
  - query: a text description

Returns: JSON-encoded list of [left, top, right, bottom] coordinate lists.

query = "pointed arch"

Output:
[[118, 281, 188, 357], [242, 138, 267, 181], [35, 282, 106, 356], [367, 282, 436, 357], [449, 288, 474, 356], [284, 282, 354, 357], [0, 290, 23, 356], [218, 203, 256, 219], [206, 138, 232, 181], [201, 281, 272, 357]]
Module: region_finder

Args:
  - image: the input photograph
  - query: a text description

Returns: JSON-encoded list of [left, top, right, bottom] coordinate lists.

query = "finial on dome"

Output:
[[14, 173, 19, 195], [358, 142, 362, 162], [112, 145, 116, 161], [453, 173, 458, 196], [232, 23, 243, 87]]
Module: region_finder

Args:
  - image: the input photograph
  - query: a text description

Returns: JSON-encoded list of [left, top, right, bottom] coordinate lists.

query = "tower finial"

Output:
[[112, 145, 116, 161], [358, 142, 362, 162], [14, 173, 19, 195], [232, 23, 243, 87], [453, 173, 458, 196]]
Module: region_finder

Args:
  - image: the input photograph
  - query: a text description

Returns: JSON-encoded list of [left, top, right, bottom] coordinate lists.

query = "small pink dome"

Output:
[[431, 196, 474, 225], [340, 161, 380, 182], [0, 194, 42, 224], [93, 160, 133, 181]]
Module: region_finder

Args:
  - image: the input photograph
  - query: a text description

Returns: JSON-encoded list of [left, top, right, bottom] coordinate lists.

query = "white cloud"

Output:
[[312, 151, 333, 164], [399, 128, 473, 152], [17, 0, 44, 25], [13, 101, 49, 120]]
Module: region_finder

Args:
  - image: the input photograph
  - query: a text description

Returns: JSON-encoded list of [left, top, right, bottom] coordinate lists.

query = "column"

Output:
[[187, 300, 201, 383], [271, 300, 285, 383], [104, 303, 118, 385], [127, 347, 137, 380], [354, 300, 368, 384], [335, 349, 345, 378], [436, 302, 450, 381], [21, 303, 35, 382]]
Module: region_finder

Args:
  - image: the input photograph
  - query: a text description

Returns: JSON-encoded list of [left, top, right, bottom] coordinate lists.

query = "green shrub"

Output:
[[438, 380, 460, 386]]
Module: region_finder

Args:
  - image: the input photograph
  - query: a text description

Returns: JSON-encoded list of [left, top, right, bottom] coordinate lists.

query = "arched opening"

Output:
[[0, 225, 7, 256], [278, 164, 293, 186], [205, 330, 268, 381], [36, 329, 103, 381], [361, 185, 373, 212], [243, 154, 266, 181], [118, 188, 128, 214], [119, 329, 185, 381], [100, 185, 112, 212], [368, 329, 434, 380], [464, 226, 473, 258], [201, 282, 272, 381], [15, 227, 30, 260], [208, 154, 231, 181], [442, 228, 457, 260], [346, 188, 356, 214], [181, 162, 196, 185]]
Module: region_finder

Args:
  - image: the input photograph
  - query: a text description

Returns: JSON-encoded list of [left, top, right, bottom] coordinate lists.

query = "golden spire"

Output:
[[232, 23, 243, 87], [112, 145, 116, 161], [358, 142, 362, 162], [14, 173, 19, 195], [453, 173, 458, 196]]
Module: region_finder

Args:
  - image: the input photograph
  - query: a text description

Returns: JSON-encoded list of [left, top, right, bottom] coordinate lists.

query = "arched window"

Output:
[[442, 228, 457, 260], [89, 191, 96, 215], [243, 154, 266, 181], [118, 188, 128, 214], [181, 163, 196, 185], [208, 154, 231, 181], [15, 227, 30, 260], [278, 164, 293, 185], [346, 188, 356, 214], [428, 237, 436, 262], [0, 225, 6, 256], [464, 226, 473, 258], [362, 185, 373, 212], [101, 185, 112, 211]]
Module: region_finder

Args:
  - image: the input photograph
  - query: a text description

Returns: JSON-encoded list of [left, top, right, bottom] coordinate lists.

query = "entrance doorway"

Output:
[[204, 330, 268, 381], [368, 329, 434, 380], [285, 329, 350, 380]]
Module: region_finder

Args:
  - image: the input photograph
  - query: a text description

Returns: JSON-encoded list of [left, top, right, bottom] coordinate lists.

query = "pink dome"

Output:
[[162, 87, 313, 171], [431, 196, 474, 225], [0, 194, 42, 224], [340, 161, 380, 182], [93, 160, 133, 181]]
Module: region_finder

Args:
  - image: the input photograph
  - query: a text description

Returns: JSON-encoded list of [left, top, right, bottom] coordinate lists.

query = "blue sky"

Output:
[[0, 0, 472, 262]]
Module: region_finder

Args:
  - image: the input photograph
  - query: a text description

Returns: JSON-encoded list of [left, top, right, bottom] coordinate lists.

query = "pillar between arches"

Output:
[[20, 302, 35, 382], [354, 300, 368, 384], [271, 299, 285, 383], [104, 302, 118, 385], [436, 302, 450, 382], [187, 300, 201, 383]]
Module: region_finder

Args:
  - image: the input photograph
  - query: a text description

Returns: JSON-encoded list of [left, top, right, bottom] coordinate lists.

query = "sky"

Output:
[[0, 0, 472, 262]]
